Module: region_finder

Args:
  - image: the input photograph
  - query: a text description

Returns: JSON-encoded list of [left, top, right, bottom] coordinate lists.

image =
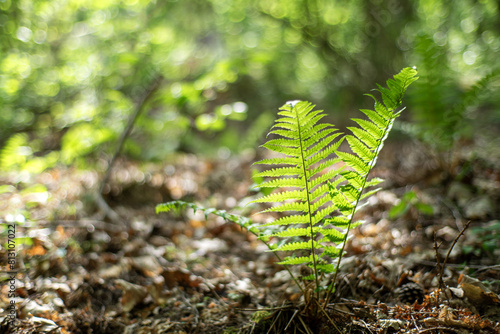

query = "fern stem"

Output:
[[292, 103, 321, 300]]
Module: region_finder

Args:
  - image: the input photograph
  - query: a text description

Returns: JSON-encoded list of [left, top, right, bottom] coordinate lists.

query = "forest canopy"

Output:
[[1, 0, 499, 171]]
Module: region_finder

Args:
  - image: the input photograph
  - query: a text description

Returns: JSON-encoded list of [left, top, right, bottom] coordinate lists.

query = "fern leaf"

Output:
[[253, 157, 299, 166], [347, 127, 378, 149], [268, 129, 300, 140], [364, 177, 384, 188], [306, 138, 344, 166], [305, 133, 342, 160], [316, 228, 344, 242], [308, 158, 342, 178], [272, 121, 297, 132], [261, 202, 308, 213], [360, 187, 382, 200], [273, 227, 312, 238], [345, 135, 376, 163], [309, 169, 340, 189], [219, 67, 418, 297], [254, 166, 302, 178], [315, 263, 336, 273], [272, 240, 317, 252], [278, 256, 312, 265], [309, 193, 331, 213], [303, 128, 339, 148], [264, 138, 300, 148], [321, 67, 418, 295], [351, 118, 384, 138], [322, 246, 342, 257], [310, 183, 331, 201], [312, 206, 338, 225], [258, 177, 304, 188], [251, 189, 306, 203], [262, 143, 300, 156], [302, 124, 335, 147], [339, 170, 364, 189], [261, 214, 309, 227], [360, 108, 388, 128], [336, 151, 369, 175]]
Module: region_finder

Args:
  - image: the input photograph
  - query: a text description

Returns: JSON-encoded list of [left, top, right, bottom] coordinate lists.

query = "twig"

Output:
[[441, 220, 472, 279], [96, 75, 163, 225], [314, 299, 341, 334], [434, 221, 472, 304], [266, 310, 282, 334], [440, 197, 464, 231], [358, 319, 374, 334], [433, 232, 446, 304], [415, 260, 488, 269], [249, 322, 256, 334], [284, 309, 299, 332], [297, 315, 313, 334], [411, 314, 420, 332]]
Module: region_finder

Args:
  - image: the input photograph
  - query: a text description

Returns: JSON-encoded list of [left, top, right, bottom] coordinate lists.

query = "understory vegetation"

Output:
[[1, 1, 499, 333]]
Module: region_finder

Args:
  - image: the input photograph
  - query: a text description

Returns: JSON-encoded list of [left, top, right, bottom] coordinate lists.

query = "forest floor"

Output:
[[1, 140, 500, 333]]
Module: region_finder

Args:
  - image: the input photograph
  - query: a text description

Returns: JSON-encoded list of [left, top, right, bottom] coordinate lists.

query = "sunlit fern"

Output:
[[156, 67, 418, 299], [251, 68, 417, 296]]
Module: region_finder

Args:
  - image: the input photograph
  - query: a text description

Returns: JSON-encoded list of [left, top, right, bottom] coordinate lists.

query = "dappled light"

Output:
[[1, 0, 499, 333]]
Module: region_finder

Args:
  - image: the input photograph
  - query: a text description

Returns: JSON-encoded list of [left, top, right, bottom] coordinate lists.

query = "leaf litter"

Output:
[[0, 143, 499, 333]]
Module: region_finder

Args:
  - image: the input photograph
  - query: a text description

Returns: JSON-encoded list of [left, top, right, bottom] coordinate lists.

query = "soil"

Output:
[[1, 141, 499, 333]]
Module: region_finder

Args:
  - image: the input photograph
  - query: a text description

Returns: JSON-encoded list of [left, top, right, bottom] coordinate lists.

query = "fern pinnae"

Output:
[[325, 67, 418, 302], [251, 100, 343, 295], [295, 102, 323, 298]]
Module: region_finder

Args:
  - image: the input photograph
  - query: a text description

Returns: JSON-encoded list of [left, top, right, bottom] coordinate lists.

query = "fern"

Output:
[[156, 67, 418, 303], [325, 67, 418, 296], [251, 67, 418, 297]]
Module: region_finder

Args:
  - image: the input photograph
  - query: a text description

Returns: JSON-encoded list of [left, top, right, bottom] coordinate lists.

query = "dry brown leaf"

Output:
[[115, 279, 148, 312]]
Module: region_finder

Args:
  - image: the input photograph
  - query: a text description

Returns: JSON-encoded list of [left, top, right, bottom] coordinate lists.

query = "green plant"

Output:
[[406, 34, 500, 159], [463, 220, 500, 257], [388, 189, 434, 220], [156, 68, 417, 312]]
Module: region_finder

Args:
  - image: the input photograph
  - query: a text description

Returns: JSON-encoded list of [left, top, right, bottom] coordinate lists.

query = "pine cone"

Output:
[[397, 282, 425, 304]]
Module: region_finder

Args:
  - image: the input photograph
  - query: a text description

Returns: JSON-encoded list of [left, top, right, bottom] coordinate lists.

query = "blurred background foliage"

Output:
[[0, 0, 499, 175]]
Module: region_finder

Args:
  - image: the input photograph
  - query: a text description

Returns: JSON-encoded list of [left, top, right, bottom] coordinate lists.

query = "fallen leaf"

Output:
[[115, 279, 148, 312]]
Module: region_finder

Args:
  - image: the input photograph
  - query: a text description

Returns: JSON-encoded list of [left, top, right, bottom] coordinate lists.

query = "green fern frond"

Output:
[[252, 189, 306, 203], [272, 227, 312, 238], [254, 166, 302, 178], [261, 202, 308, 213], [277, 256, 312, 265], [323, 67, 418, 296], [251, 100, 345, 293], [315, 263, 336, 273], [155, 201, 254, 232], [264, 138, 300, 148], [258, 177, 305, 188], [312, 206, 337, 224], [261, 214, 310, 227], [156, 68, 418, 301], [272, 240, 319, 252], [253, 157, 299, 166]]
